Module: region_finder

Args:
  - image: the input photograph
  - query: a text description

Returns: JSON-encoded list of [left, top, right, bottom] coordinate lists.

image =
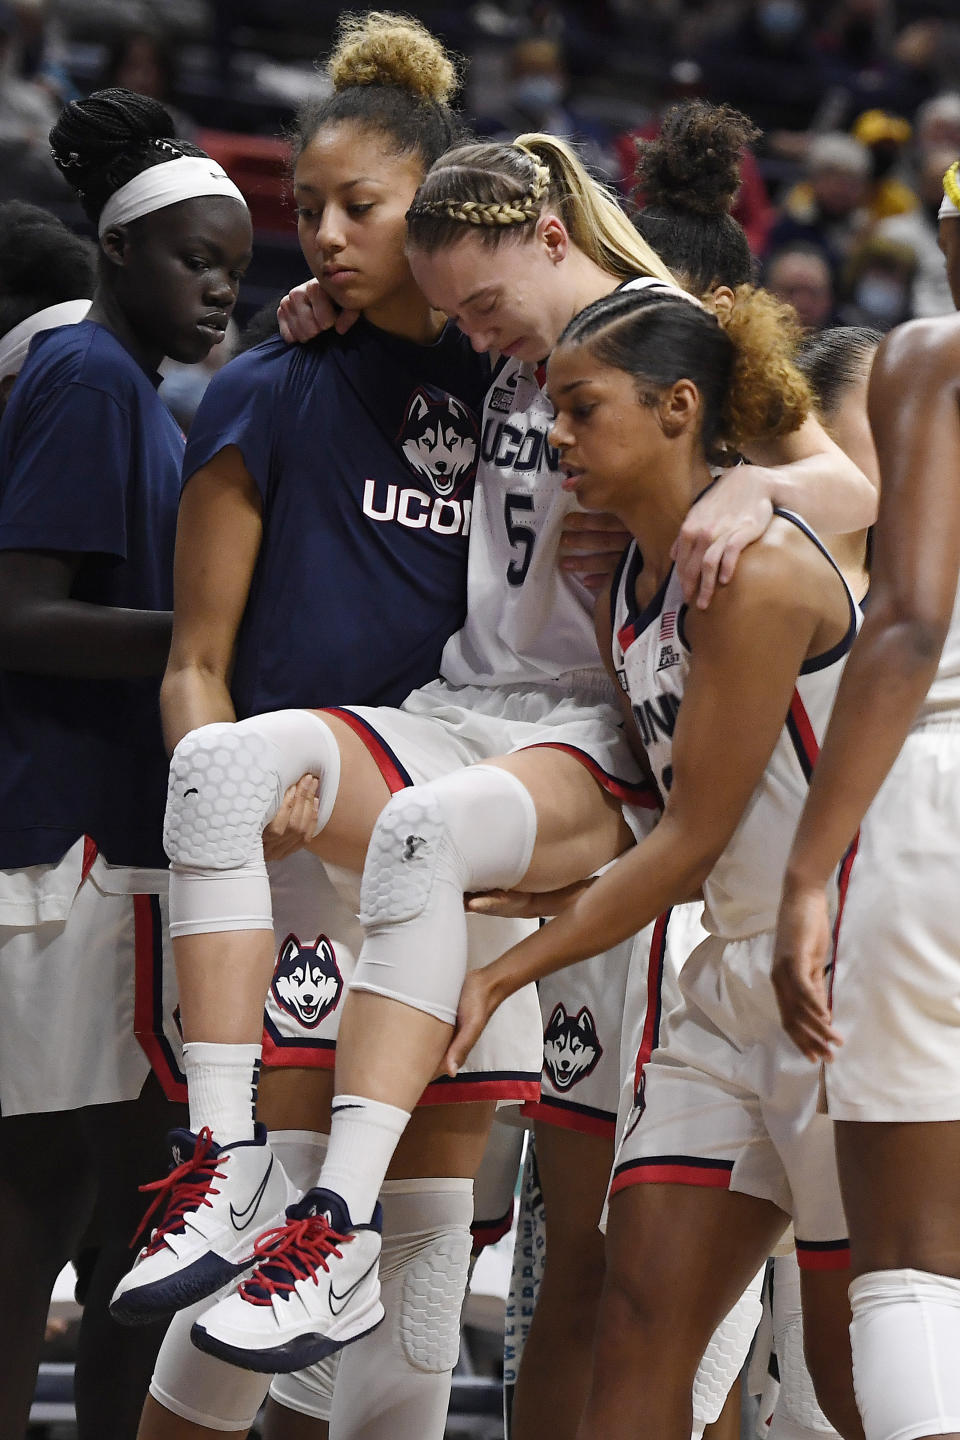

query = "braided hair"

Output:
[[406, 133, 675, 286], [557, 285, 810, 456], [49, 87, 208, 224]]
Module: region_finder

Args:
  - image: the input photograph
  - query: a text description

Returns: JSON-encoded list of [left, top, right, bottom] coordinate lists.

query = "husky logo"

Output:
[[543, 1004, 603, 1092], [399, 389, 477, 498], [271, 934, 343, 1030]]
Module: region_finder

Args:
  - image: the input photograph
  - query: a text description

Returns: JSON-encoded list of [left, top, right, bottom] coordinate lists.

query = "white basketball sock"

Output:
[[183, 1041, 262, 1141], [319, 1094, 411, 1224]]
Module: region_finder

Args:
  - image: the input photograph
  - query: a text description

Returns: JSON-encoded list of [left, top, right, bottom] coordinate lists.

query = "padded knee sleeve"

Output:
[[850, 1268, 960, 1440], [354, 766, 537, 1023], [772, 1253, 836, 1434], [166, 711, 341, 938], [692, 1267, 764, 1428], [150, 1287, 272, 1429], [325, 1180, 474, 1440]]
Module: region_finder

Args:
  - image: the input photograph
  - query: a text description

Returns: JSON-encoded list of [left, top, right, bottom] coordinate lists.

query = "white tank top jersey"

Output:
[[918, 583, 960, 720], [611, 512, 861, 940], [440, 277, 681, 691]]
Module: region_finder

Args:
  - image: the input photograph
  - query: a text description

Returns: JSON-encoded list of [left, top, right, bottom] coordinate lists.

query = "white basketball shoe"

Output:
[[190, 1187, 384, 1372], [110, 1123, 294, 1325]]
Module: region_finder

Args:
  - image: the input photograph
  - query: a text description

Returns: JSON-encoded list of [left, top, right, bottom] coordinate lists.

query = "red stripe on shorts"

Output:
[[795, 1240, 851, 1272], [322, 706, 411, 794], [521, 741, 660, 807], [133, 894, 187, 1103], [610, 1155, 734, 1196]]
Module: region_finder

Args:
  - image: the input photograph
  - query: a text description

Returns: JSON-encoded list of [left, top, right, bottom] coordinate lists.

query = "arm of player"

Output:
[[159, 445, 264, 753], [0, 549, 171, 677], [160, 447, 317, 858], [675, 414, 877, 610], [445, 531, 824, 1073], [773, 320, 960, 1062]]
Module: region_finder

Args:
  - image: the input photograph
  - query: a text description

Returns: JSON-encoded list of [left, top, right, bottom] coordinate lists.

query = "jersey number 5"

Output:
[[505, 493, 536, 587]]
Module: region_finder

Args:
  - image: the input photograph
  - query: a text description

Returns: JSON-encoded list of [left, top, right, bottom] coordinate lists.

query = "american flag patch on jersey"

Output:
[[659, 612, 677, 642]]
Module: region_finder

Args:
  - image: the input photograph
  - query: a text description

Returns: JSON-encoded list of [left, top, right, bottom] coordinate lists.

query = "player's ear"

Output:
[[537, 213, 569, 265], [658, 378, 699, 437]]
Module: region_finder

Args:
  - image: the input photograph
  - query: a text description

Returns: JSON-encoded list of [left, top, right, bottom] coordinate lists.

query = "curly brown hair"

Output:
[[328, 10, 459, 104], [557, 283, 810, 455]]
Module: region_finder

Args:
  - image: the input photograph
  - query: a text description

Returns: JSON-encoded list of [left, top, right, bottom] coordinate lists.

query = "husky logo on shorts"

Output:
[[399, 389, 478, 498], [543, 1004, 603, 1091], [271, 934, 343, 1030]]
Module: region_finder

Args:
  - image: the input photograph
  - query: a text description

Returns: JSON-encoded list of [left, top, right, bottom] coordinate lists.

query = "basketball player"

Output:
[[772, 161, 960, 1440], [0, 88, 251, 1440]]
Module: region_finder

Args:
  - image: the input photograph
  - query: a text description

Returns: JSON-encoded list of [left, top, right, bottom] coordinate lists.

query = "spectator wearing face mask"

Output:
[[839, 233, 916, 329], [694, 0, 829, 136], [473, 36, 617, 180]]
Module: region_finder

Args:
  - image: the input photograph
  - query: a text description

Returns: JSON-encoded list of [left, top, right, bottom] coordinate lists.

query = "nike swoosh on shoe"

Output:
[[230, 1156, 274, 1230], [328, 1256, 380, 1316]]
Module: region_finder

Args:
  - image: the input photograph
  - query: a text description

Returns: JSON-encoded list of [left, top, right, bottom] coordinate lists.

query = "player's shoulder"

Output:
[[875, 313, 960, 387], [13, 320, 150, 417]]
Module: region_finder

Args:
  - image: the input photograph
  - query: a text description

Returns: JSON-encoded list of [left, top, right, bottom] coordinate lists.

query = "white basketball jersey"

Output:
[[919, 583, 960, 720], [611, 513, 860, 939], [440, 277, 682, 691], [439, 355, 599, 689]]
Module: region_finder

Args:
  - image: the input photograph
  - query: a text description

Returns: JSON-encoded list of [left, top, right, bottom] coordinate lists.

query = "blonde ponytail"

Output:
[[514, 133, 675, 285], [406, 133, 675, 285]]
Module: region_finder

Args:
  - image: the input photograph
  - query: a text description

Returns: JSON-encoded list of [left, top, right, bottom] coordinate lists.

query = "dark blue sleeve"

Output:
[[183, 346, 280, 502], [0, 382, 131, 558]]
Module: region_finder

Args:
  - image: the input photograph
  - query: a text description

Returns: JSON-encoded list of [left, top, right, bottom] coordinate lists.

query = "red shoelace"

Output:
[[238, 1216, 350, 1306], [132, 1127, 227, 1255]]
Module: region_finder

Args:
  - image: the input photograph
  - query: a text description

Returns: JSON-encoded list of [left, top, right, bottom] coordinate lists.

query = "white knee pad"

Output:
[[149, 1131, 329, 1431], [324, 1179, 474, 1440], [354, 766, 537, 1023], [166, 711, 341, 938], [850, 1268, 960, 1440], [692, 1267, 764, 1430], [771, 1253, 837, 1436]]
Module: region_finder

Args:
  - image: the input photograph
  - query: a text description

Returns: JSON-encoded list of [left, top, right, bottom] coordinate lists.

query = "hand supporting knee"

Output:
[[165, 712, 341, 938]]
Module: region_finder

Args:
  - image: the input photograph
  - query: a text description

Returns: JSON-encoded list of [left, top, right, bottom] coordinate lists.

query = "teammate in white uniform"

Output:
[[435, 283, 871, 1440], [773, 162, 960, 1440], [155, 131, 876, 1380]]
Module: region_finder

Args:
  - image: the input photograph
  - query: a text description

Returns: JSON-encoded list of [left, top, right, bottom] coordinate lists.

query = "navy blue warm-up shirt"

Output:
[[0, 321, 181, 869], [185, 319, 489, 718]]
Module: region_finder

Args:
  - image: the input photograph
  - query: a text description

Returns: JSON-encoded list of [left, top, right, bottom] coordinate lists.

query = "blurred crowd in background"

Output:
[[3, 0, 958, 421]]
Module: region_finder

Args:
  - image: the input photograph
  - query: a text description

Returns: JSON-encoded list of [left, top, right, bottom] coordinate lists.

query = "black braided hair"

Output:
[[0, 200, 96, 339], [49, 87, 208, 224], [632, 101, 757, 294]]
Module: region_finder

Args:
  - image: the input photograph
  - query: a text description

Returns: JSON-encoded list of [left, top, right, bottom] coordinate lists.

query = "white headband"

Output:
[[97, 154, 247, 238], [0, 299, 92, 379], [939, 192, 960, 220]]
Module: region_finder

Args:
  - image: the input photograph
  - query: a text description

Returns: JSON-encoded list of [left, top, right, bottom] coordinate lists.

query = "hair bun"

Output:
[[636, 101, 759, 219], [327, 10, 459, 106]]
